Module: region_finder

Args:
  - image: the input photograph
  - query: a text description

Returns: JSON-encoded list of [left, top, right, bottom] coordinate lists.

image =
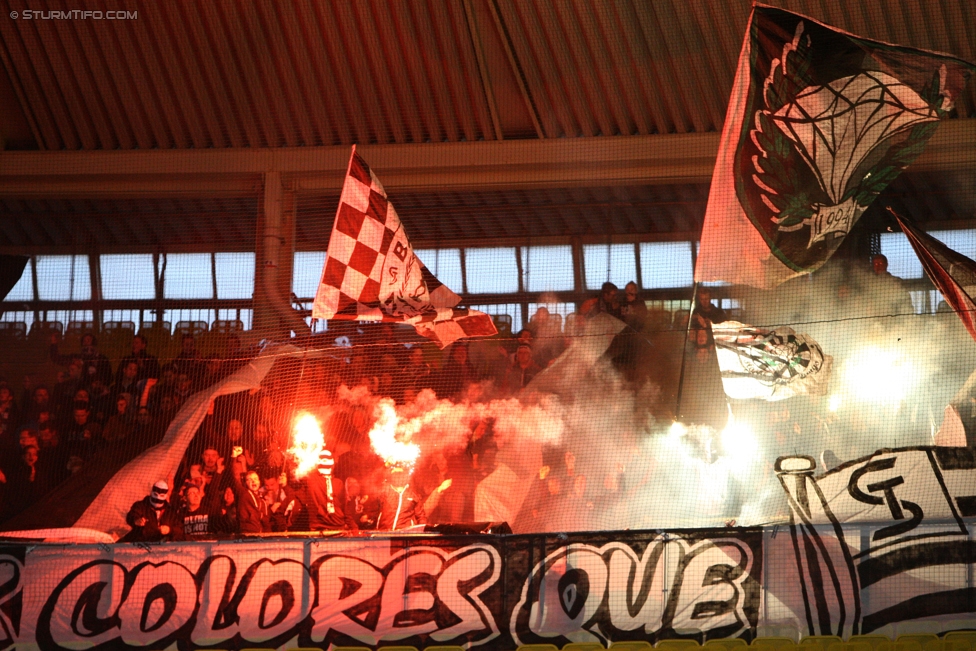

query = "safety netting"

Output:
[[0, 3, 975, 647]]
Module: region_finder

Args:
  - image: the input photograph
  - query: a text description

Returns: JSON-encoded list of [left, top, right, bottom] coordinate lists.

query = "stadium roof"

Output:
[[0, 0, 973, 252]]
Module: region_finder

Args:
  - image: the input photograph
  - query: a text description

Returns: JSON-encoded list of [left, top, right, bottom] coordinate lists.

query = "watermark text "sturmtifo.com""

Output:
[[9, 10, 138, 20]]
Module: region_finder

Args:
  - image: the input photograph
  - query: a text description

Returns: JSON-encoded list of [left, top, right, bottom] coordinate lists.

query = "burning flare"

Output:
[[369, 399, 421, 471], [290, 412, 324, 478]]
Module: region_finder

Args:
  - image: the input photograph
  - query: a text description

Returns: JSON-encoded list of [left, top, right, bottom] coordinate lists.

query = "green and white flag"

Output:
[[696, 5, 974, 288]]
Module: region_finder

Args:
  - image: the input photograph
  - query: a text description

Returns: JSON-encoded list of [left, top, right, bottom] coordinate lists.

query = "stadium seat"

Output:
[[877, 641, 923, 651], [492, 313, 513, 337], [102, 320, 135, 336], [140, 321, 171, 334], [608, 642, 654, 651], [424, 646, 466, 651], [850, 636, 892, 651], [563, 643, 606, 651], [703, 639, 748, 651], [0, 321, 27, 339], [29, 320, 63, 339], [945, 621, 976, 633], [65, 320, 96, 337], [896, 637, 939, 649], [331, 647, 372, 651], [751, 638, 798, 651], [657, 641, 701, 650], [516, 645, 560, 651], [944, 632, 976, 650], [757, 626, 800, 642], [211, 319, 244, 333], [799, 637, 843, 651], [375, 646, 419, 651], [827, 641, 872, 651], [174, 320, 208, 337], [924, 641, 971, 651]]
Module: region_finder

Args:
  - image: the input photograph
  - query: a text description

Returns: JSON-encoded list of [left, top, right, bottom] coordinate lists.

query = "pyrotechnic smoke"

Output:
[[319, 267, 976, 533], [369, 399, 421, 470]]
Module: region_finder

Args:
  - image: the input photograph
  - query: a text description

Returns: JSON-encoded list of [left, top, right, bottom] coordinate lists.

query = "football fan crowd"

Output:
[[0, 281, 697, 539]]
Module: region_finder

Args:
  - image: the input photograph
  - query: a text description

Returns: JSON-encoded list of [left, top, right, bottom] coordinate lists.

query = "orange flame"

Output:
[[289, 412, 323, 478], [369, 399, 421, 471]]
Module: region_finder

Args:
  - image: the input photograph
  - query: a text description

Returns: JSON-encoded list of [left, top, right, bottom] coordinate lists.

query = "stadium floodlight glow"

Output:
[[289, 412, 323, 478], [720, 412, 759, 466], [840, 345, 918, 405]]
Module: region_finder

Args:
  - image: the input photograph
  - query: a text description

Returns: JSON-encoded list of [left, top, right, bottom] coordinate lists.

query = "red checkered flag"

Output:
[[312, 146, 496, 347]]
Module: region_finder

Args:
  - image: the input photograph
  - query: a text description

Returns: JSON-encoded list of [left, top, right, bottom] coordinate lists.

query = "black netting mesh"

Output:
[[0, 2, 975, 647]]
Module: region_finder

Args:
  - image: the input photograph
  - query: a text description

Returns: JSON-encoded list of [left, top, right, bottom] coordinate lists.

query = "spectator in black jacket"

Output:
[[178, 485, 216, 539], [120, 480, 182, 542], [50, 332, 113, 389], [234, 469, 270, 533], [116, 335, 160, 384]]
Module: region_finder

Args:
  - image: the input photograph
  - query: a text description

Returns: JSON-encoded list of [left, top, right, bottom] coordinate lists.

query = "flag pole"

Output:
[[674, 282, 700, 421]]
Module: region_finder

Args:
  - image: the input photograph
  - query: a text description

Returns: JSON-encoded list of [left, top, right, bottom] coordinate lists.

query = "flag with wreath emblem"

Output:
[[696, 5, 974, 289]]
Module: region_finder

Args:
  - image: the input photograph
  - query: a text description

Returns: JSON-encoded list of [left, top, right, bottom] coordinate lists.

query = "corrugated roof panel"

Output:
[[1, 0, 972, 150]]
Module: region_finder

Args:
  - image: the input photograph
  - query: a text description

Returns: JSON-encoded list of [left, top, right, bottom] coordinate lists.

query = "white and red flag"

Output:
[[893, 209, 976, 343], [312, 146, 496, 347]]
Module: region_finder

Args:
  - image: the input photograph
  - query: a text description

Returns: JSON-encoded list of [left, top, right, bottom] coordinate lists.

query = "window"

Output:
[[163, 308, 216, 327], [293, 252, 327, 299], [583, 244, 637, 291], [0, 311, 33, 331], [218, 308, 252, 330], [2, 258, 32, 301], [101, 254, 156, 300], [215, 252, 255, 299], [466, 247, 519, 294], [931, 230, 976, 259], [879, 233, 922, 279], [521, 246, 574, 293], [163, 253, 213, 299], [640, 242, 693, 288], [36, 255, 90, 301], [45, 309, 94, 327], [414, 248, 463, 292]]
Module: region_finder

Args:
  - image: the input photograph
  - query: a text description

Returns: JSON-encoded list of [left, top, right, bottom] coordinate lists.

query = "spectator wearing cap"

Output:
[[120, 480, 182, 542], [503, 344, 543, 393]]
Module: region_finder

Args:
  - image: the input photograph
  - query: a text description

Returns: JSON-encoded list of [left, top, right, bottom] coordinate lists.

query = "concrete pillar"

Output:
[[253, 171, 302, 340]]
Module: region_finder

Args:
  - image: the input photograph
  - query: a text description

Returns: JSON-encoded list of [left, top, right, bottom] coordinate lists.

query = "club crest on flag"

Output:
[[312, 146, 497, 347], [712, 320, 832, 401], [697, 5, 974, 288]]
